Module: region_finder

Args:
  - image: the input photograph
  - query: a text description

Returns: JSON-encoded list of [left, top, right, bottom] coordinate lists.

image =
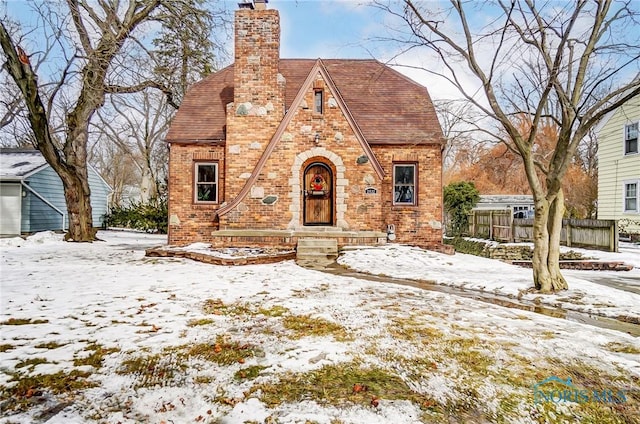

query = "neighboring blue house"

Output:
[[0, 149, 111, 236]]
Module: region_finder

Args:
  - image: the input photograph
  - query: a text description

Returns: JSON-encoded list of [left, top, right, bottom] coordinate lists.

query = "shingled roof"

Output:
[[166, 59, 443, 146]]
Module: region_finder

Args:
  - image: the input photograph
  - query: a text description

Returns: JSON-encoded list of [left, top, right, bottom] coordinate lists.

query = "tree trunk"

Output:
[[57, 132, 96, 241], [531, 190, 568, 292], [60, 168, 96, 242], [140, 166, 154, 203], [547, 189, 568, 290]]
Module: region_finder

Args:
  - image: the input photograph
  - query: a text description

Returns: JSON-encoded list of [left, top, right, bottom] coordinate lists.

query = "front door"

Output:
[[303, 162, 333, 226]]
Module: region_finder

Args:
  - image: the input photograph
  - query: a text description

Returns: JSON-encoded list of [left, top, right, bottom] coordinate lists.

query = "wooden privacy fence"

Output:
[[467, 210, 618, 252]]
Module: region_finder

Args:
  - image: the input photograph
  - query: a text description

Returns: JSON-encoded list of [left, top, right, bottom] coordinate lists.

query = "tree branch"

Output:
[[105, 81, 179, 109]]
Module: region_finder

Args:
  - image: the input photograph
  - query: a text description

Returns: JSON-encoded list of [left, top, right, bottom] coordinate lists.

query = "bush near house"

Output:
[[103, 196, 167, 234], [444, 237, 490, 257], [444, 181, 480, 236]]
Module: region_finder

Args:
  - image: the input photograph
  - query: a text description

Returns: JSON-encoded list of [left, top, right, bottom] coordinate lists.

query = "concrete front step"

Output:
[[297, 238, 338, 249], [296, 238, 339, 264]]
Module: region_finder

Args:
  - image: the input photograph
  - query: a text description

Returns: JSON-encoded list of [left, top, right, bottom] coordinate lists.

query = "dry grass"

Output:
[[0, 370, 95, 412], [0, 344, 15, 353], [250, 360, 433, 409], [186, 318, 215, 327], [202, 298, 252, 316], [186, 335, 260, 365], [34, 341, 66, 350], [1, 318, 48, 325], [15, 357, 49, 370], [604, 342, 640, 355], [258, 305, 289, 317], [282, 314, 350, 341], [73, 343, 120, 369], [116, 350, 187, 389], [234, 365, 268, 381]]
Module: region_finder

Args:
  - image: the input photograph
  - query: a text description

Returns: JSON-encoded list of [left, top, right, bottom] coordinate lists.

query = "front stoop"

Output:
[[210, 228, 387, 249], [296, 238, 338, 267]]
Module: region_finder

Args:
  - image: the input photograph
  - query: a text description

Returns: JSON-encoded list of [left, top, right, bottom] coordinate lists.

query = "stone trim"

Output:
[[217, 59, 384, 218], [288, 147, 349, 229]]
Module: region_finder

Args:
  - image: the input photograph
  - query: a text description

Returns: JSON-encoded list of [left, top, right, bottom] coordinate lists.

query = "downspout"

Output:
[[20, 181, 66, 230]]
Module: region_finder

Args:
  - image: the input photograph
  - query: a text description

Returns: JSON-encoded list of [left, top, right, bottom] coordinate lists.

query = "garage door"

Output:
[[0, 183, 22, 236]]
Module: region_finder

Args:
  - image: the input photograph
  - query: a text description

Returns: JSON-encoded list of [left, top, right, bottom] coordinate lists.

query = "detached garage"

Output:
[[0, 149, 111, 237]]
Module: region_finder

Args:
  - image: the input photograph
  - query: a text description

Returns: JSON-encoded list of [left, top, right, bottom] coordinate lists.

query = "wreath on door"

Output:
[[309, 173, 328, 194]]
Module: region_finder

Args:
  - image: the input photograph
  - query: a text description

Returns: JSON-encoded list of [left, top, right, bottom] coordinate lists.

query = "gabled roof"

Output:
[[0, 149, 48, 180], [0, 148, 112, 191], [216, 59, 386, 217], [166, 59, 443, 145], [593, 92, 640, 135], [477, 195, 534, 205]]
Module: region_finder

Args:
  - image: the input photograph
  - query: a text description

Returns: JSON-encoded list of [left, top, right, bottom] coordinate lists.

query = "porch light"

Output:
[[314, 133, 320, 144]]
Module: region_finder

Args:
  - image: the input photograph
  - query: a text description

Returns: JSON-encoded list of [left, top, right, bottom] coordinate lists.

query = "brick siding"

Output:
[[167, 5, 443, 247]]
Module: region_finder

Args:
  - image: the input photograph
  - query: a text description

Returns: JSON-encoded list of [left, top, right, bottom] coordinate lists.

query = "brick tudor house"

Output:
[[166, 0, 445, 251]]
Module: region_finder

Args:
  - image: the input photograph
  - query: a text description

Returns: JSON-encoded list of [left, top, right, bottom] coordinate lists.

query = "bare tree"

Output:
[[0, 0, 213, 241], [433, 99, 479, 170], [93, 90, 171, 205], [378, 0, 640, 291], [90, 0, 227, 207]]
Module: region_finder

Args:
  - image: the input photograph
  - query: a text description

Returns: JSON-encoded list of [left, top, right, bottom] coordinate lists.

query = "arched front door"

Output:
[[303, 162, 333, 226]]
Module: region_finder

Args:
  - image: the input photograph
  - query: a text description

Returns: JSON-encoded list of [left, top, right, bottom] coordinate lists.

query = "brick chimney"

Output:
[[223, 0, 284, 204], [233, 0, 282, 111]]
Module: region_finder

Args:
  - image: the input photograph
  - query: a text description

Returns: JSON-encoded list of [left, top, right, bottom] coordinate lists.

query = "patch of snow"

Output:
[[338, 244, 640, 321], [1, 231, 638, 423]]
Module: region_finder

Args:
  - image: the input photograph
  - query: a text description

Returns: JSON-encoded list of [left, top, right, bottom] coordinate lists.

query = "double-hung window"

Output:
[[393, 163, 417, 206], [625, 122, 638, 155], [624, 181, 639, 213], [195, 162, 218, 203]]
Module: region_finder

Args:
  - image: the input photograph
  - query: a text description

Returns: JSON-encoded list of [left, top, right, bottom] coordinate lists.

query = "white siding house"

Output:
[[596, 94, 640, 236], [0, 149, 111, 236], [473, 195, 535, 218]]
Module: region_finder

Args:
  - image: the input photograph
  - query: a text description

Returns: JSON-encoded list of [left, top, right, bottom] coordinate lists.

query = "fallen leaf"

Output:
[[352, 383, 368, 393], [422, 399, 437, 408], [213, 344, 222, 353], [371, 396, 379, 408]]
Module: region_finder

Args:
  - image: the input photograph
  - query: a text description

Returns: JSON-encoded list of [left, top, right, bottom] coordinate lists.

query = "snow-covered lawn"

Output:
[[0, 231, 638, 423], [339, 243, 640, 323]]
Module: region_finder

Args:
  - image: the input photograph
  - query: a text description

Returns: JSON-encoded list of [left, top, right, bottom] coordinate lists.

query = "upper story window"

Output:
[[314, 89, 323, 114], [393, 163, 417, 206], [625, 122, 638, 155], [195, 162, 218, 203], [624, 181, 638, 213]]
